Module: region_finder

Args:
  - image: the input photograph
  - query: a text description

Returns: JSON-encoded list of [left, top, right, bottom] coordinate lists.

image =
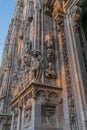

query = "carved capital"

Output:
[[56, 13, 64, 33], [52, 1, 64, 19], [71, 6, 82, 32]]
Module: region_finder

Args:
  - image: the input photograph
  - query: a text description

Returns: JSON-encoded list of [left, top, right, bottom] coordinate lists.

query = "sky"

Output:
[[0, 0, 16, 64]]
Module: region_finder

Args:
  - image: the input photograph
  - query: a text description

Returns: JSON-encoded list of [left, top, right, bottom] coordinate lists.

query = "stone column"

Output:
[[10, 112, 14, 130], [17, 108, 21, 130], [56, 12, 72, 130], [71, 6, 87, 108], [65, 5, 86, 130], [34, 0, 41, 50], [21, 104, 25, 130]]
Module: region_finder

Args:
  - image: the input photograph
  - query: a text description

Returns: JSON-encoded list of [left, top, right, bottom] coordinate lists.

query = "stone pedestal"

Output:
[[10, 82, 63, 130]]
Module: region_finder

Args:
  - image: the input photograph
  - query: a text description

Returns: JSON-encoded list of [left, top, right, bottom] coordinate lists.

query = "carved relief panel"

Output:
[[41, 105, 57, 128], [24, 107, 32, 130]]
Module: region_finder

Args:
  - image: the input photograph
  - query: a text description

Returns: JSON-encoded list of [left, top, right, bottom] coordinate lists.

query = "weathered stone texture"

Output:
[[0, 0, 87, 130]]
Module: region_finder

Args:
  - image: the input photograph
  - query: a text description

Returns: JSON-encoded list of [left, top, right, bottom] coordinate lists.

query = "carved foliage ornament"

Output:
[[71, 6, 82, 33]]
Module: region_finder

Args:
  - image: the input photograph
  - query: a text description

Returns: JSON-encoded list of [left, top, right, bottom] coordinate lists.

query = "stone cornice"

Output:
[[10, 82, 62, 106]]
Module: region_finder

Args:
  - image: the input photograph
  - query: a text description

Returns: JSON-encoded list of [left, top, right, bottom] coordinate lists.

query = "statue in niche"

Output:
[[47, 48, 54, 61], [30, 50, 43, 81], [46, 62, 55, 78], [21, 40, 32, 67], [45, 33, 54, 48]]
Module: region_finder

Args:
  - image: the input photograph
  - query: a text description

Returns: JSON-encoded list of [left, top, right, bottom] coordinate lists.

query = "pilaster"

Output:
[[65, 4, 87, 130]]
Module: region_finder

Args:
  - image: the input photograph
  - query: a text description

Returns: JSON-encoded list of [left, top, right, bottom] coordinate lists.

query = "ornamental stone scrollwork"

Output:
[[71, 6, 82, 33], [45, 33, 56, 79]]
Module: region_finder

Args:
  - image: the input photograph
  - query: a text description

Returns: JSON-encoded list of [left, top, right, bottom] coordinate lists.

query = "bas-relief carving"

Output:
[[70, 6, 82, 33], [41, 105, 56, 128], [24, 107, 32, 129]]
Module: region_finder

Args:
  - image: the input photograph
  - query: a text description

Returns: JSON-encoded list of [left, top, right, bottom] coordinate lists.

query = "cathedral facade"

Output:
[[0, 0, 87, 130]]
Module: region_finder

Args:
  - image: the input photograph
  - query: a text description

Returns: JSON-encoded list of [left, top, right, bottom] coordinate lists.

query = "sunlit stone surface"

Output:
[[0, 0, 87, 130]]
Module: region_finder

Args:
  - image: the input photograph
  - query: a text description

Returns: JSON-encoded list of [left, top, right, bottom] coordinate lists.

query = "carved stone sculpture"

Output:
[[47, 48, 54, 61], [46, 62, 55, 78], [45, 33, 54, 48], [30, 50, 43, 81]]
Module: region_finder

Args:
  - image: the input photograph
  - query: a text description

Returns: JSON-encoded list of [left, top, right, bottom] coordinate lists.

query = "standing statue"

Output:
[[21, 40, 32, 67], [30, 50, 43, 81]]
